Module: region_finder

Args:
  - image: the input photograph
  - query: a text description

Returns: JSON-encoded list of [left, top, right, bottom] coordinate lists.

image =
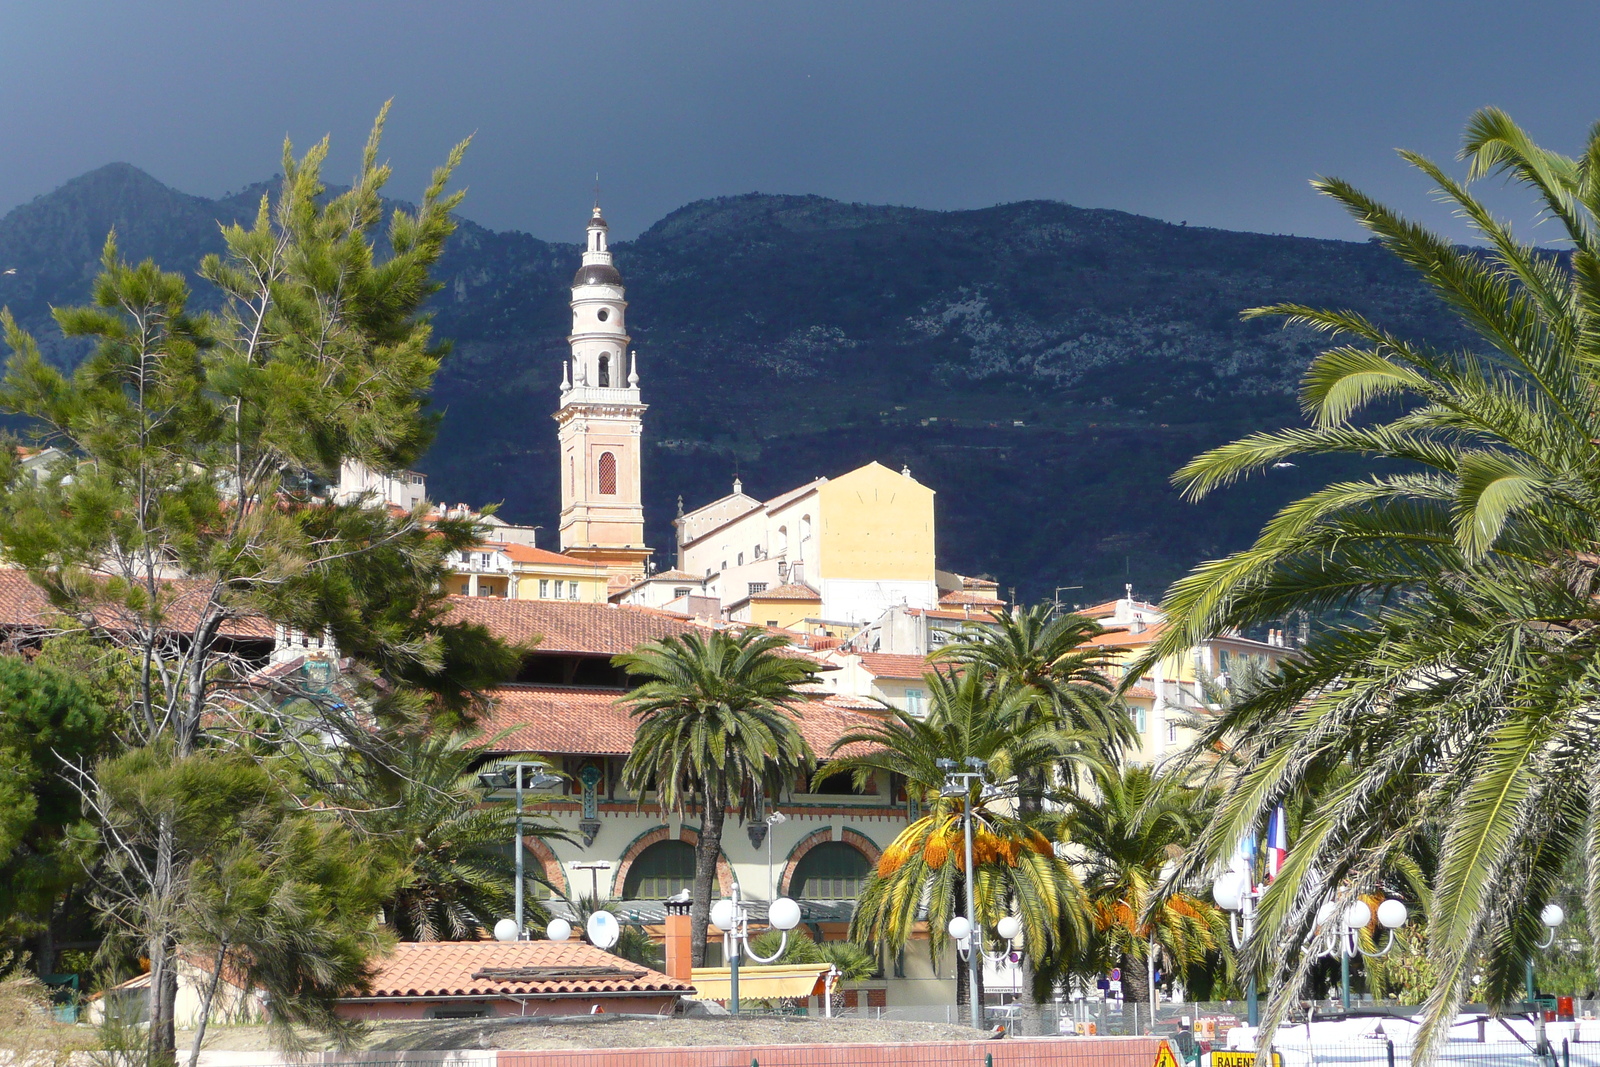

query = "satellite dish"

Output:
[[586, 910, 620, 950]]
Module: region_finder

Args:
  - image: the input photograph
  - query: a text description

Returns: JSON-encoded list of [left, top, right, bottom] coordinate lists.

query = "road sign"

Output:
[[1153, 1042, 1181, 1067], [1212, 1051, 1283, 1067]]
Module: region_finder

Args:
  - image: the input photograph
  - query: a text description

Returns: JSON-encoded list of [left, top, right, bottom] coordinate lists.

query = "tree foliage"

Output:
[[1142, 109, 1600, 1054]]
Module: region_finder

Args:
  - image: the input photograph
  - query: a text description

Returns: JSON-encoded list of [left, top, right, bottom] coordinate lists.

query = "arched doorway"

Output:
[[621, 839, 696, 899], [789, 841, 871, 901]]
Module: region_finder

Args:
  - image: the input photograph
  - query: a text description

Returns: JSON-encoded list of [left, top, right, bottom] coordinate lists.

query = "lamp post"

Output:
[[949, 914, 1023, 1020], [1527, 903, 1565, 1006], [1211, 868, 1260, 1026], [710, 881, 802, 1015], [765, 811, 787, 899], [1314, 896, 1408, 1012], [478, 762, 561, 939], [938, 756, 988, 1032]]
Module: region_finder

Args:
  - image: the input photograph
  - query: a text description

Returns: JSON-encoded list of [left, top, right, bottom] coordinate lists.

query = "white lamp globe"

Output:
[[1377, 899, 1409, 930], [996, 915, 1022, 941], [768, 897, 802, 932], [1343, 900, 1372, 930], [1211, 872, 1243, 912], [544, 918, 571, 943], [710, 899, 738, 932], [947, 916, 972, 942], [1542, 903, 1566, 929], [1316, 901, 1339, 928], [494, 918, 520, 943]]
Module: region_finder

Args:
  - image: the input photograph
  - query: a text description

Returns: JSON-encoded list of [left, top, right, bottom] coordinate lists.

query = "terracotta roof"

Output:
[[482, 685, 635, 755], [852, 652, 931, 680], [0, 568, 274, 639], [939, 589, 1004, 606], [479, 684, 885, 759], [1089, 623, 1166, 648], [640, 569, 699, 582], [751, 582, 821, 601], [1124, 685, 1157, 700], [445, 597, 698, 654], [907, 608, 1003, 623], [485, 542, 597, 567], [356, 938, 694, 1000]]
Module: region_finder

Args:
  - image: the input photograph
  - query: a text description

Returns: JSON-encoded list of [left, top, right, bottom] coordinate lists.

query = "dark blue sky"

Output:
[[3, 1, 1597, 243]]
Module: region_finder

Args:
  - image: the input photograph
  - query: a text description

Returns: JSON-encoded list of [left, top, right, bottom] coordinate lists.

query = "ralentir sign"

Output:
[[1212, 1052, 1283, 1067]]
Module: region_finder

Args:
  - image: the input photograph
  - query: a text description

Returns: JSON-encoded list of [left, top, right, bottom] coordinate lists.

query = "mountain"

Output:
[[0, 166, 1467, 605]]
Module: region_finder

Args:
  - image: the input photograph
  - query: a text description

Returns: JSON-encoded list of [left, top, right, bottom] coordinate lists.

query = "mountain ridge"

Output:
[[0, 165, 1460, 605]]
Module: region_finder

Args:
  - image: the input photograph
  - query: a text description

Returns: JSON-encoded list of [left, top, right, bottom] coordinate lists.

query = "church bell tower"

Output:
[[555, 205, 652, 579]]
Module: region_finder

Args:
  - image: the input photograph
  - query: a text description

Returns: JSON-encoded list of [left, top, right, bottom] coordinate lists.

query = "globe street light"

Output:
[[478, 762, 561, 939], [1316, 895, 1408, 1012], [1527, 903, 1565, 1007], [938, 756, 988, 1031], [710, 881, 802, 1015], [765, 811, 787, 899], [948, 913, 1024, 1012], [1211, 867, 1260, 1026]]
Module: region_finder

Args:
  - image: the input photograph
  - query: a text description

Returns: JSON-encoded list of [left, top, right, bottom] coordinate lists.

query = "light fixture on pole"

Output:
[[1526, 903, 1565, 1007], [1315, 896, 1408, 1012], [479, 762, 561, 940], [710, 881, 802, 1015], [765, 811, 787, 899], [1211, 867, 1260, 1026], [938, 756, 988, 1032]]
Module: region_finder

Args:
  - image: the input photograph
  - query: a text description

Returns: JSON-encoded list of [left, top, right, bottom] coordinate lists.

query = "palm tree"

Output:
[[616, 628, 817, 966], [333, 731, 565, 940], [1138, 109, 1600, 1053], [1042, 763, 1228, 1004], [936, 603, 1128, 809], [820, 667, 1090, 1024]]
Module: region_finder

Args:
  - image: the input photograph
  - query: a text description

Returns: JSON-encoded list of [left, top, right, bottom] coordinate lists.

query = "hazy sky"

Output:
[[3, 2, 1597, 244]]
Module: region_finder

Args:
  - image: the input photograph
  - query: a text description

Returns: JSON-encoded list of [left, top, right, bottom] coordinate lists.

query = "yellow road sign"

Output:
[[1153, 1042, 1181, 1067], [1212, 1051, 1282, 1067]]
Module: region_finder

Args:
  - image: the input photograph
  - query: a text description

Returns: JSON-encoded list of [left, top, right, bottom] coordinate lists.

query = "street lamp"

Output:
[[949, 914, 1023, 1009], [478, 762, 561, 940], [1315, 896, 1408, 1011], [1211, 867, 1260, 1026], [710, 881, 802, 1015], [765, 811, 787, 899], [938, 756, 988, 1032], [1526, 903, 1565, 1006]]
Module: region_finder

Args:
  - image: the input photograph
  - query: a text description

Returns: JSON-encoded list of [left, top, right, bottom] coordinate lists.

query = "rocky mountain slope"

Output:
[[0, 166, 1466, 604]]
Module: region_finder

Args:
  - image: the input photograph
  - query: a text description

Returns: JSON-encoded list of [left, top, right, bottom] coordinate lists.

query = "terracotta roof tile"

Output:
[[479, 684, 885, 759], [445, 597, 699, 654], [852, 652, 931, 679], [1089, 623, 1166, 647], [483, 542, 598, 567], [357, 939, 695, 999], [750, 582, 821, 601], [938, 590, 1004, 606], [907, 608, 1004, 622], [0, 568, 273, 639]]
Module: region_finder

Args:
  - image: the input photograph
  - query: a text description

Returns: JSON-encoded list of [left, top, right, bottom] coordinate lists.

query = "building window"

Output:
[[539, 579, 549, 598], [1167, 722, 1179, 745], [905, 688, 925, 716], [777, 526, 788, 554], [598, 452, 617, 495], [1132, 706, 1147, 734], [479, 553, 491, 568], [737, 552, 744, 567], [791, 842, 871, 901], [748, 582, 767, 596], [568, 581, 579, 599], [597, 354, 610, 387], [622, 840, 696, 899], [767, 620, 779, 627], [673, 587, 691, 598], [459, 551, 470, 563]]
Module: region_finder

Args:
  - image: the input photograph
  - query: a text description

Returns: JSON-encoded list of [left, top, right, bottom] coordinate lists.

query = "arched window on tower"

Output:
[[799, 515, 812, 559], [598, 452, 617, 495], [776, 526, 788, 554], [597, 355, 610, 387]]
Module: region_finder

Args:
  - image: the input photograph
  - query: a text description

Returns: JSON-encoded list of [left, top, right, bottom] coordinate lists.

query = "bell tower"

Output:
[[555, 205, 652, 580]]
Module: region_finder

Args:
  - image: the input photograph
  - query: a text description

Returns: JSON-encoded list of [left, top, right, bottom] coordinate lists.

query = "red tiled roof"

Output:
[[479, 684, 885, 759], [485, 542, 597, 567], [445, 597, 698, 654], [1089, 623, 1166, 647], [1124, 685, 1157, 700], [751, 583, 821, 601], [853, 652, 931, 680], [356, 939, 695, 999], [0, 568, 274, 639], [907, 608, 1003, 622], [939, 590, 1004, 606]]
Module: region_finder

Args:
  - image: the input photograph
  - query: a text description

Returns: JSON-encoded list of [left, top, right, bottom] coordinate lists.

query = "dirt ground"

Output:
[[184, 1015, 996, 1053]]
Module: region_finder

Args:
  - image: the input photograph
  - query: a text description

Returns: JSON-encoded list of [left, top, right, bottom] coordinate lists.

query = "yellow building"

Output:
[[445, 542, 611, 603], [725, 582, 823, 630], [675, 461, 937, 627]]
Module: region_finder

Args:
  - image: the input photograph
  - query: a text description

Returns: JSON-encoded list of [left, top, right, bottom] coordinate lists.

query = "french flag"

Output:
[[1266, 805, 1288, 881]]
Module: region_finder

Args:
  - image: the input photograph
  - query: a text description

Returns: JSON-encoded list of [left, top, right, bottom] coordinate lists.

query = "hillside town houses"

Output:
[[2, 203, 1300, 1018]]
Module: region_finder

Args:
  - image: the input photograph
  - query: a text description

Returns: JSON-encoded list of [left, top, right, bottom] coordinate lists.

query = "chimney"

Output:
[[664, 895, 692, 981]]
